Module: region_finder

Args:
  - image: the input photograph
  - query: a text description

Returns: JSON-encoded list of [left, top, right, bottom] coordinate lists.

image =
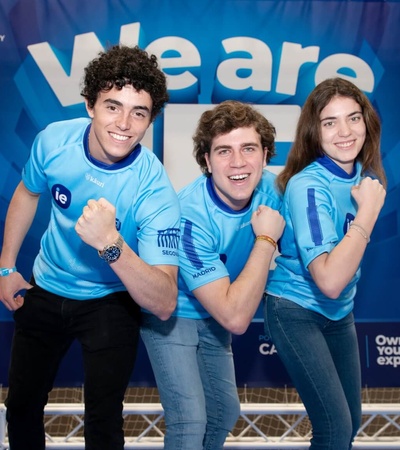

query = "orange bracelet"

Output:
[[255, 235, 277, 250]]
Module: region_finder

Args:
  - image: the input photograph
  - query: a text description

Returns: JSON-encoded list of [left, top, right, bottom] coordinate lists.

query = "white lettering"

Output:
[[217, 37, 272, 91], [315, 54, 374, 92], [147, 37, 201, 90], [375, 334, 400, 345], [55, 190, 67, 204], [259, 343, 278, 356], [377, 356, 400, 367], [26, 21, 376, 106], [376, 334, 386, 345], [276, 42, 320, 95], [377, 346, 400, 356], [88, 176, 105, 188], [375, 335, 400, 368], [28, 33, 103, 106], [119, 22, 140, 46]]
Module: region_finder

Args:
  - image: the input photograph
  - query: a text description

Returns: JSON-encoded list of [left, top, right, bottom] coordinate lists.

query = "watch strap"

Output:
[[98, 234, 124, 262]]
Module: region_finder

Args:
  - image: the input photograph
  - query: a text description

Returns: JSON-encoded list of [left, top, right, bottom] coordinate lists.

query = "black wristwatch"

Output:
[[98, 234, 124, 264]]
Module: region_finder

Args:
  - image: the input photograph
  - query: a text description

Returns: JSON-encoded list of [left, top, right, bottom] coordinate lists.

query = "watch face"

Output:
[[98, 235, 124, 264], [102, 245, 122, 263]]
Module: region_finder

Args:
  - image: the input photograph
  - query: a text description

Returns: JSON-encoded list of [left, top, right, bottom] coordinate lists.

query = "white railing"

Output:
[[1, 402, 400, 449]]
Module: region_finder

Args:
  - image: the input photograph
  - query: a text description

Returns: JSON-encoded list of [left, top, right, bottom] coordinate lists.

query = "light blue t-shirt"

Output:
[[267, 155, 363, 320], [22, 118, 180, 300], [175, 170, 282, 319]]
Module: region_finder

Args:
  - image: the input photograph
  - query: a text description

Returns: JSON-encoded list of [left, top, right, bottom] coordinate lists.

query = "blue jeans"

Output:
[[264, 295, 362, 450], [6, 280, 140, 450], [140, 313, 240, 450]]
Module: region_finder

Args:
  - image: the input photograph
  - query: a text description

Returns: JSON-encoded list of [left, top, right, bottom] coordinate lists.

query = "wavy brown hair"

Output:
[[193, 100, 276, 177], [276, 77, 387, 193], [81, 45, 169, 122]]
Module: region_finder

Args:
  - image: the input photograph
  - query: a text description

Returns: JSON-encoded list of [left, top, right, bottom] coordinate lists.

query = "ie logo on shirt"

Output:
[[52, 184, 71, 209]]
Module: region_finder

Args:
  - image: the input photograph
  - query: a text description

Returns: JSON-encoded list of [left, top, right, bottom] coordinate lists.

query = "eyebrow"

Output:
[[212, 142, 260, 151], [103, 98, 151, 113], [320, 110, 362, 122]]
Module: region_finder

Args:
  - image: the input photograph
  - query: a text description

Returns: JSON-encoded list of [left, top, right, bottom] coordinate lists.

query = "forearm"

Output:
[[0, 182, 39, 266], [0, 182, 39, 310], [74, 198, 178, 319], [110, 244, 178, 320], [197, 239, 276, 335], [306, 176, 385, 299], [309, 222, 370, 299], [226, 240, 276, 332]]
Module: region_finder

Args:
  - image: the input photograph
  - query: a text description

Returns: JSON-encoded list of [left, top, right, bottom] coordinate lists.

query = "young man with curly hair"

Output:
[[0, 45, 180, 450]]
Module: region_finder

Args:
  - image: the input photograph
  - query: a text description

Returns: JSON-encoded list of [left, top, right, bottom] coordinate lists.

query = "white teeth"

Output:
[[110, 133, 129, 141], [229, 174, 249, 180], [336, 141, 354, 148]]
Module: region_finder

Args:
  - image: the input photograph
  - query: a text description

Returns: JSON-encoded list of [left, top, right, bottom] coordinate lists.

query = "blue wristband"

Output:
[[0, 267, 17, 276]]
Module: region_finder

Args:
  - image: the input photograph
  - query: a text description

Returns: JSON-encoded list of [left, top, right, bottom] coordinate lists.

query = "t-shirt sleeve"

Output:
[[286, 175, 337, 269], [135, 162, 181, 267], [21, 130, 49, 194], [179, 216, 229, 292]]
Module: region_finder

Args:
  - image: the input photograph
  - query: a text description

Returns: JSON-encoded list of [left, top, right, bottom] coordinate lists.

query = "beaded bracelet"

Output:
[[349, 223, 370, 243], [255, 235, 277, 250]]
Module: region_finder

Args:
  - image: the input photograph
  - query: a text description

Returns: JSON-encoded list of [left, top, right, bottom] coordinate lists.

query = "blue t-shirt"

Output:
[[22, 118, 180, 300], [175, 170, 282, 319], [267, 155, 362, 320]]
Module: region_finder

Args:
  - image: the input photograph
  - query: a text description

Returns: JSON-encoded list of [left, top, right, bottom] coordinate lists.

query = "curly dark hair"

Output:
[[193, 100, 276, 177], [81, 45, 169, 121]]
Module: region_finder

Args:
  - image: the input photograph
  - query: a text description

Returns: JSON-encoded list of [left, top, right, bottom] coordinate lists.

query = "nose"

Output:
[[230, 150, 246, 167], [337, 120, 351, 137], [116, 112, 131, 131]]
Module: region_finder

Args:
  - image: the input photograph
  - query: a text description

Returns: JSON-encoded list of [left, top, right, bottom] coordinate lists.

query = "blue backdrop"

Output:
[[0, 0, 399, 387]]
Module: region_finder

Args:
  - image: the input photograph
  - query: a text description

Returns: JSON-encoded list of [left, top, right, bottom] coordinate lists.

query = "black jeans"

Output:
[[5, 281, 140, 450]]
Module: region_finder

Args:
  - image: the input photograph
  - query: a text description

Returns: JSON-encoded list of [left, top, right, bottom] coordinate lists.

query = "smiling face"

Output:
[[319, 95, 366, 174], [204, 126, 267, 210], [85, 85, 153, 164]]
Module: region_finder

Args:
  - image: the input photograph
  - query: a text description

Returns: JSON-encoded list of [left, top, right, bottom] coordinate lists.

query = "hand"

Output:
[[351, 177, 386, 220], [75, 198, 119, 250], [251, 205, 285, 242], [0, 272, 33, 311]]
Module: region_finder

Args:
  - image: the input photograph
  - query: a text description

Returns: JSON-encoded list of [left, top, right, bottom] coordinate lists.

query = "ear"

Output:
[[84, 99, 94, 119], [204, 153, 212, 174], [263, 148, 268, 167]]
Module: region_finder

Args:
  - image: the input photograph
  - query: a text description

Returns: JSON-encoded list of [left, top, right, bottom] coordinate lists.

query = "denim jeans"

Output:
[[264, 295, 362, 450], [5, 281, 140, 450], [140, 313, 240, 450]]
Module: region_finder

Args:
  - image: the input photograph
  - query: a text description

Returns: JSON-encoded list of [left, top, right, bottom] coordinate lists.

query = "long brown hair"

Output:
[[276, 77, 387, 193]]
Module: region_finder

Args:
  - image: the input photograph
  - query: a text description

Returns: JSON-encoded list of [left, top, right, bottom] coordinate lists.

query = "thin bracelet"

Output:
[[255, 235, 277, 250], [349, 223, 370, 243]]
